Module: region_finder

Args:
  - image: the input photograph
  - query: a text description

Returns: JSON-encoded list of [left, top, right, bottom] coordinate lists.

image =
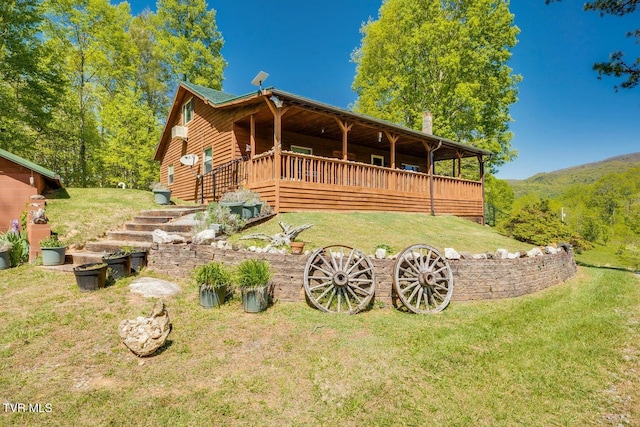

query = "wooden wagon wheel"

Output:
[[392, 244, 453, 313], [303, 245, 376, 314]]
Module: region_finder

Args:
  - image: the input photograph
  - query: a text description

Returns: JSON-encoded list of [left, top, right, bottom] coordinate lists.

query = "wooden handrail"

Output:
[[247, 151, 482, 200]]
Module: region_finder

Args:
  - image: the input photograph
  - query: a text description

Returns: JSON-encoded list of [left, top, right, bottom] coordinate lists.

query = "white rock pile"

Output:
[[118, 300, 172, 357]]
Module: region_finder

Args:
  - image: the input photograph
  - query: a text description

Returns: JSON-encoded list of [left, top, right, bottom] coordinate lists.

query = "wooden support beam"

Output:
[[384, 131, 399, 169], [456, 150, 463, 178], [335, 118, 353, 161], [478, 154, 486, 225], [264, 96, 291, 213], [250, 114, 256, 158]]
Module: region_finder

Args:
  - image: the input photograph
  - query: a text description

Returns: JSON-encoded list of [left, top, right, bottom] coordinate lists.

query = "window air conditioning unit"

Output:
[[171, 126, 188, 140]]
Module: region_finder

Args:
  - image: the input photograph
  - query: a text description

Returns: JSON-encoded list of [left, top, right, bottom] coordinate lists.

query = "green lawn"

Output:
[[234, 211, 527, 254], [0, 265, 638, 426], [2, 188, 639, 425]]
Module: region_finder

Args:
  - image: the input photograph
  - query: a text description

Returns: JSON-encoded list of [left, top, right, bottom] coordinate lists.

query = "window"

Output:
[[203, 147, 212, 174], [401, 163, 420, 172], [168, 164, 174, 185], [291, 145, 312, 155], [371, 154, 384, 167], [182, 99, 193, 125]]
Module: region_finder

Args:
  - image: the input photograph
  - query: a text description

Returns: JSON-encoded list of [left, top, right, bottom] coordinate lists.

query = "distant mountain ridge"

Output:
[[508, 152, 640, 198]]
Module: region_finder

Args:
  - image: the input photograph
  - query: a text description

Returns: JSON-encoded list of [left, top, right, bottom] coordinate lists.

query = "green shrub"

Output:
[[202, 203, 246, 235], [0, 231, 29, 267]]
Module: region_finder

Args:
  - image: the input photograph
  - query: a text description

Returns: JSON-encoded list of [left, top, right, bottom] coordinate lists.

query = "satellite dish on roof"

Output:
[[180, 154, 199, 166], [251, 71, 269, 90]]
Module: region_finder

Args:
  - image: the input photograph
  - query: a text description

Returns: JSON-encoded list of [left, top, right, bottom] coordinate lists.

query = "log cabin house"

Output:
[[154, 82, 493, 223]]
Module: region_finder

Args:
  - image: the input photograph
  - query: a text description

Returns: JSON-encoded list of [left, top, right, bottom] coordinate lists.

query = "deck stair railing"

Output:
[[199, 157, 247, 203]]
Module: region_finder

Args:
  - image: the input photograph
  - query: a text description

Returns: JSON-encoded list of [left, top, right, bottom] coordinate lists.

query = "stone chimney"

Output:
[[422, 111, 432, 134]]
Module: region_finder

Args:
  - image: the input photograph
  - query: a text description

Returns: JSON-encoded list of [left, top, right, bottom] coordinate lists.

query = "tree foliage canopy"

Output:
[[0, 0, 225, 189], [352, 0, 521, 169]]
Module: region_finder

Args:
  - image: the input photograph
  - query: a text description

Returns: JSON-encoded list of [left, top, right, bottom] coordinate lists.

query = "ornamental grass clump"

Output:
[[235, 259, 271, 289], [40, 235, 65, 248], [193, 261, 233, 290]]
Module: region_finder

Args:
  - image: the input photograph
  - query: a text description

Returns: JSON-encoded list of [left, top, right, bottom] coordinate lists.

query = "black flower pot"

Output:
[[129, 250, 148, 275], [102, 253, 131, 279], [73, 263, 107, 292]]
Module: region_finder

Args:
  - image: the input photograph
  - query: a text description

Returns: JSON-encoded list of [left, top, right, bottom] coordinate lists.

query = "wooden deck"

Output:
[[245, 151, 484, 221]]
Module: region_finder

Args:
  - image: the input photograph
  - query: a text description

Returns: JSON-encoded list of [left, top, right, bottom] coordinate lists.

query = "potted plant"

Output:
[[0, 241, 12, 270], [235, 258, 272, 313], [219, 189, 246, 218], [290, 238, 305, 255], [193, 261, 232, 308], [102, 251, 131, 279], [121, 245, 148, 275], [150, 182, 172, 205], [73, 262, 108, 291], [39, 235, 67, 266], [220, 188, 264, 220]]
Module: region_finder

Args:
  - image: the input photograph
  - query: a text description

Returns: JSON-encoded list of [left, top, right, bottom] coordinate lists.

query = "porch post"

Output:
[[265, 97, 290, 213], [456, 150, 463, 178], [335, 118, 353, 161], [250, 114, 256, 158], [425, 140, 442, 216], [479, 154, 486, 225], [384, 131, 399, 169]]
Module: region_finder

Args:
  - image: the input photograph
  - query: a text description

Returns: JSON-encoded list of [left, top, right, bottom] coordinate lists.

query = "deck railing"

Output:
[[247, 151, 482, 200]]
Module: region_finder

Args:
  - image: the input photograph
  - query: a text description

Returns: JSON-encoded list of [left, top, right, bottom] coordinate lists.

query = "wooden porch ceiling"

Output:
[[235, 105, 480, 162]]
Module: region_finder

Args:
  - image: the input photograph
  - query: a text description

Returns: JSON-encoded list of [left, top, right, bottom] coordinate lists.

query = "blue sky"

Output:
[[126, 0, 639, 180]]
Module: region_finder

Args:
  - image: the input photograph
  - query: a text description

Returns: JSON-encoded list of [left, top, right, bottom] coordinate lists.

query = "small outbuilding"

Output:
[[0, 148, 62, 232]]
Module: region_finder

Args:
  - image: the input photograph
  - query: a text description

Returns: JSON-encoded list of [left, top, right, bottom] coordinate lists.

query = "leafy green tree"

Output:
[[352, 0, 521, 169], [43, 0, 129, 186], [157, 0, 226, 88], [98, 89, 159, 189], [500, 198, 590, 250], [484, 174, 515, 223], [130, 10, 172, 120], [546, 0, 640, 90], [0, 0, 63, 154]]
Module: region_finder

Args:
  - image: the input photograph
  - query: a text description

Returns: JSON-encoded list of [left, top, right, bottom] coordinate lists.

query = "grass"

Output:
[[234, 211, 527, 254], [5, 188, 637, 424], [44, 188, 195, 247], [0, 264, 638, 425]]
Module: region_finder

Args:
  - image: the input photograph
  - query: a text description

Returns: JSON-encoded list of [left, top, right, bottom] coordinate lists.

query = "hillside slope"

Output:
[[508, 152, 640, 198]]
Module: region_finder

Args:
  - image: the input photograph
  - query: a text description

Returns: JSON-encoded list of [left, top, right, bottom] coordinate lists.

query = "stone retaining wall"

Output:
[[148, 244, 577, 305]]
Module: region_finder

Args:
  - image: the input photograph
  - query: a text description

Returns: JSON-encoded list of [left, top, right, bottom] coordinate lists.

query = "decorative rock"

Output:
[[473, 253, 488, 259], [129, 277, 181, 298], [192, 229, 216, 245], [507, 252, 518, 259], [118, 300, 171, 357], [444, 247, 461, 260], [527, 247, 543, 258], [248, 246, 257, 252], [375, 248, 387, 259], [544, 246, 558, 254], [216, 240, 227, 249], [459, 251, 472, 259], [152, 229, 186, 244], [495, 249, 509, 259], [485, 252, 495, 259]]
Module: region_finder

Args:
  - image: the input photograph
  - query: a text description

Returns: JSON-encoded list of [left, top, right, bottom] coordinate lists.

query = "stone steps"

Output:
[[66, 205, 205, 267]]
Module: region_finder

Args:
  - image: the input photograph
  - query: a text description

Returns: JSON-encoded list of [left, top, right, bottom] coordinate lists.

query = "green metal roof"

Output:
[[0, 148, 61, 182], [172, 82, 493, 158], [180, 81, 242, 105]]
